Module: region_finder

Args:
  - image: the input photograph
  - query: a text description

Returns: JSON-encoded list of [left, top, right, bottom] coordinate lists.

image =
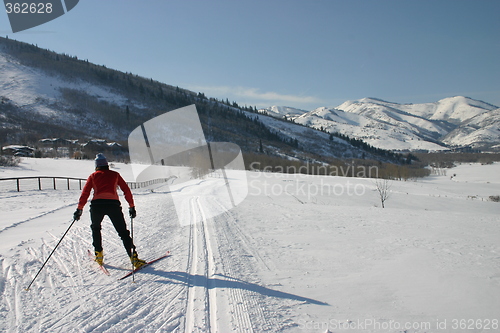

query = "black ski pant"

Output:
[[90, 201, 135, 257]]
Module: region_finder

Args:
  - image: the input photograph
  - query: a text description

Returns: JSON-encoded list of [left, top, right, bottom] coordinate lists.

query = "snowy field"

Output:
[[0, 158, 499, 333]]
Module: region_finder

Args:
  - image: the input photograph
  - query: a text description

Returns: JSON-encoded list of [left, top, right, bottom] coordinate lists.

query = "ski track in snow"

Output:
[[184, 196, 212, 332], [181, 193, 280, 332]]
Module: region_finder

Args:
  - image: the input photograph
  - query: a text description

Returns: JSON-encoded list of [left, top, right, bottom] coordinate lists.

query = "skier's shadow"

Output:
[[151, 270, 329, 306]]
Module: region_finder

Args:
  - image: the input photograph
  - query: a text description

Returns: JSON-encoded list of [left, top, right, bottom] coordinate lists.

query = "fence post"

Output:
[[38, 177, 41, 190], [17, 178, 20, 192], [67, 178, 70, 190], [53, 178, 56, 190]]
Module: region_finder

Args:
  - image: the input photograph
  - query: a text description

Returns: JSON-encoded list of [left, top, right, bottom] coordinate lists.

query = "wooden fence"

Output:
[[0, 176, 171, 192], [127, 178, 172, 189]]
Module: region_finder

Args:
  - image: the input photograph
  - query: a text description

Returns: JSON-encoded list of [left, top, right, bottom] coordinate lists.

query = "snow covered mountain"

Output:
[[259, 106, 308, 119], [261, 97, 500, 151]]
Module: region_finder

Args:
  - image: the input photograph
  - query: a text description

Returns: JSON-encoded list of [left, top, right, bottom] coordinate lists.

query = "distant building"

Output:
[[82, 139, 121, 149], [39, 138, 78, 146], [2, 145, 35, 157], [106, 142, 122, 148]]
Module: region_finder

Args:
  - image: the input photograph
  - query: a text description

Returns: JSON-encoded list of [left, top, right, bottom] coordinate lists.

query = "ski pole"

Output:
[[130, 217, 136, 283], [25, 218, 77, 291]]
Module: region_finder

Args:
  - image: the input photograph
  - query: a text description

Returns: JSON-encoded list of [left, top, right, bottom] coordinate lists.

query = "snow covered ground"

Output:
[[1, 158, 499, 332]]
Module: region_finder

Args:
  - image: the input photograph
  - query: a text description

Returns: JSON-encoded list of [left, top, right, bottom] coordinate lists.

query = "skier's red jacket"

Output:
[[78, 169, 135, 210]]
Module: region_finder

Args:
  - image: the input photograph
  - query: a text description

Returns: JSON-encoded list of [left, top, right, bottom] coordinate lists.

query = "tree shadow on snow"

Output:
[[149, 270, 329, 306]]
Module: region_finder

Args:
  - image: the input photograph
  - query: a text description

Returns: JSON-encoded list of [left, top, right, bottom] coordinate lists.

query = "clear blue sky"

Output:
[[1, 0, 499, 110]]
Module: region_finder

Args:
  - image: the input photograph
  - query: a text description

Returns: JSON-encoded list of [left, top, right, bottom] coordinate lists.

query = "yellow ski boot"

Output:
[[130, 252, 147, 269], [94, 251, 104, 266]]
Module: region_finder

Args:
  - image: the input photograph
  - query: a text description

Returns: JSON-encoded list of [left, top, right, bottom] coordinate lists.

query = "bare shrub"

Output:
[[0, 155, 20, 167], [375, 178, 392, 208], [489, 195, 500, 203]]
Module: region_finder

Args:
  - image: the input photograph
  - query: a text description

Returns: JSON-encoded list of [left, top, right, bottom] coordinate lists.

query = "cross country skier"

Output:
[[73, 153, 147, 269]]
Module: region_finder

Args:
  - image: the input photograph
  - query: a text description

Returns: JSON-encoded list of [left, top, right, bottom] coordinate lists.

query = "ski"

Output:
[[119, 251, 170, 280], [87, 250, 110, 276]]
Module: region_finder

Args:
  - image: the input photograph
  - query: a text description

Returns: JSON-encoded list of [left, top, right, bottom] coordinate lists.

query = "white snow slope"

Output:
[[0, 48, 147, 140], [1, 158, 500, 333]]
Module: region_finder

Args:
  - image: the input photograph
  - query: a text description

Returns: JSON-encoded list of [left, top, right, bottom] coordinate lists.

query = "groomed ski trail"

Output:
[[183, 196, 217, 333], [177, 190, 281, 332]]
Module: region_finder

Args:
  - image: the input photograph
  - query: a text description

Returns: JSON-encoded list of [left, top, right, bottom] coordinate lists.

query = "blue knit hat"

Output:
[[95, 153, 108, 167]]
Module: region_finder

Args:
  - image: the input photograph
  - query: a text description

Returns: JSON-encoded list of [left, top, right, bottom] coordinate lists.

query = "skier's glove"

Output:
[[73, 209, 82, 221], [129, 207, 137, 219]]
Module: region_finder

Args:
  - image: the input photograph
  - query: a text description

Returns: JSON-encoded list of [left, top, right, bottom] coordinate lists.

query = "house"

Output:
[[2, 145, 35, 157], [39, 138, 78, 146]]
